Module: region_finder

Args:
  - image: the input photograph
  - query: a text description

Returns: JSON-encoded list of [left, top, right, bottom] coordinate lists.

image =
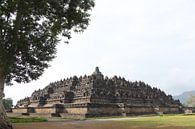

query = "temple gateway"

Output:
[[13, 67, 182, 117]]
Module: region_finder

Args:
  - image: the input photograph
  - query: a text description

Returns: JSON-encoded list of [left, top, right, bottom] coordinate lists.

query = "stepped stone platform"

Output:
[[13, 67, 182, 117]]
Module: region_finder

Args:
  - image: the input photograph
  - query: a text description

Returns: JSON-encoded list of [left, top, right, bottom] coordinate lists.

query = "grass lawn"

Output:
[[9, 117, 48, 123], [13, 114, 195, 129], [121, 114, 195, 129]]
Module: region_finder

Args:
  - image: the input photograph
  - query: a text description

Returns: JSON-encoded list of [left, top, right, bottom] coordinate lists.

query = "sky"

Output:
[[4, 0, 195, 104]]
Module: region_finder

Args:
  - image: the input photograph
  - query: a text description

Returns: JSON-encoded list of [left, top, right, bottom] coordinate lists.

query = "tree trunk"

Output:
[[0, 77, 13, 129]]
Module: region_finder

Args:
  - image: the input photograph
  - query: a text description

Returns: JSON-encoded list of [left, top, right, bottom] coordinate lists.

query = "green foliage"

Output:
[[3, 98, 13, 110], [0, 0, 95, 84], [9, 117, 47, 123]]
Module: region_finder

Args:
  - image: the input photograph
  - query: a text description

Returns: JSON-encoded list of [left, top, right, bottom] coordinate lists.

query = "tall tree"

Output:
[[3, 98, 13, 111], [0, 0, 95, 128]]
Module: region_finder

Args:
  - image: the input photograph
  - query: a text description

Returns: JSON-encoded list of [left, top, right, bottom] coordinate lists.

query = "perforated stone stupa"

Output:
[[13, 67, 182, 117]]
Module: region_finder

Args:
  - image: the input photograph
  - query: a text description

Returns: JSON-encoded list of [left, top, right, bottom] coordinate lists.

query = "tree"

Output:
[[3, 98, 13, 112], [0, 0, 95, 128]]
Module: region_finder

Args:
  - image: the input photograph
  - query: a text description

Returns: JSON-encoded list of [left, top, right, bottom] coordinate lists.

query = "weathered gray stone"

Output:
[[13, 67, 182, 117]]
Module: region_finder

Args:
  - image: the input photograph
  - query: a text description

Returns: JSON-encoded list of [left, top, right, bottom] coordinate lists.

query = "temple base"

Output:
[[12, 102, 182, 118]]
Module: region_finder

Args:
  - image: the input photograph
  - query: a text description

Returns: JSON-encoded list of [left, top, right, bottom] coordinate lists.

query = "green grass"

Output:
[[9, 117, 48, 123], [10, 114, 195, 129], [123, 114, 195, 128], [12, 114, 195, 129], [88, 114, 157, 120]]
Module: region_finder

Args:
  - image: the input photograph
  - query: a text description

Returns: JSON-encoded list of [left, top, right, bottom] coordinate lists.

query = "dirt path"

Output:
[[13, 121, 125, 129], [13, 121, 191, 129], [13, 118, 139, 129], [13, 117, 193, 129]]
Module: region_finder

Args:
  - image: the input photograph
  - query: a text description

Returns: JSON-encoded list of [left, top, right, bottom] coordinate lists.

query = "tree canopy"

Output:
[[0, 0, 95, 84], [3, 98, 13, 111]]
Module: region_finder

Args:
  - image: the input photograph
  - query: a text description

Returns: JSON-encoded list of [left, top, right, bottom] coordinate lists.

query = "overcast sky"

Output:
[[4, 0, 195, 104]]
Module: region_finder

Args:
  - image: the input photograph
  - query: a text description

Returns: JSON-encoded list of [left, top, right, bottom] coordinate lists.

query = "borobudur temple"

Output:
[[13, 67, 182, 117]]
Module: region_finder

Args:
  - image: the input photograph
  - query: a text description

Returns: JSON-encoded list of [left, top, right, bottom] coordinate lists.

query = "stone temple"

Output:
[[13, 67, 182, 117]]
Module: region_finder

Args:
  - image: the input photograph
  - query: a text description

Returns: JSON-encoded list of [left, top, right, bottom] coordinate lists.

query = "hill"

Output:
[[173, 91, 195, 106]]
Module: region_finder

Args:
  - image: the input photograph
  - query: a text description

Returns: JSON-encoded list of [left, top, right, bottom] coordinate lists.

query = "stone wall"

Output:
[[34, 107, 55, 114], [12, 107, 34, 114], [159, 107, 180, 114], [64, 108, 88, 115], [12, 102, 182, 118], [125, 106, 154, 115]]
